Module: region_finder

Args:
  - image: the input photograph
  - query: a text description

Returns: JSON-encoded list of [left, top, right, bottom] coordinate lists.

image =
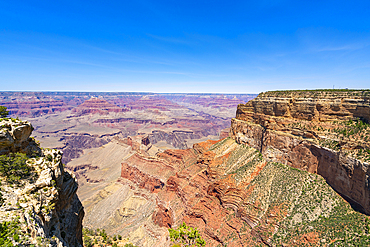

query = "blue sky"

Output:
[[1, 1, 369, 93]]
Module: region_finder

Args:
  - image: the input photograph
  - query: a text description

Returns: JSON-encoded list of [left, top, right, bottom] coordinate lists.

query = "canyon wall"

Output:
[[110, 137, 369, 246], [63, 89, 370, 246], [0, 118, 84, 246], [231, 89, 370, 214]]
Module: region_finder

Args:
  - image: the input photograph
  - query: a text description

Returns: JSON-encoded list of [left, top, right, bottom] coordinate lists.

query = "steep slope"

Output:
[[232, 89, 370, 214], [0, 118, 84, 246], [78, 135, 370, 246]]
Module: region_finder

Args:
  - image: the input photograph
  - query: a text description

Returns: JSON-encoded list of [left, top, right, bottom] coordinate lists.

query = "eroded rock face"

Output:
[[72, 97, 129, 115], [0, 119, 40, 155], [0, 118, 84, 246], [240, 90, 370, 122], [232, 90, 370, 214], [60, 134, 111, 164], [0, 99, 71, 117], [116, 137, 370, 246], [148, 130, 201, 149]]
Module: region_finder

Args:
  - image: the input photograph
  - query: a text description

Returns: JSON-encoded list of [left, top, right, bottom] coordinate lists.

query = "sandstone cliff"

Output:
[[232, 89, 370, 214], [0, 118, 84, 246]]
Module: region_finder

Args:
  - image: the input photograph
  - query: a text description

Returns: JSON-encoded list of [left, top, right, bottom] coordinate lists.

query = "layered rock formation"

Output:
[[72, 98, 128, 115], [231, 89, 370, 213], [0, 118, 84, 246], [71, 90, 370, 246], [0, 92, 255, 171], [126, 96, 182, 111], [0, 92, 71, 117], [111, 137, 369, 246], [148, 130, 206, 149]]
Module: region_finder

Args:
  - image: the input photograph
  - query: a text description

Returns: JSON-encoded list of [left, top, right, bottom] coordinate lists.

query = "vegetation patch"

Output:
[[0, 153, 36, 185], [168, 222, 206, 247], [0, 106, 9, 118], [82, 227, 127, 247], [0, 219, 22, 246]]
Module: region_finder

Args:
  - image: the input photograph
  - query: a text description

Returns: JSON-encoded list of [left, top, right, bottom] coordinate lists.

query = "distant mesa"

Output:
[[72, 97, 129, 115], [126, 95, 182, 111], [0, 92, 71, 117]]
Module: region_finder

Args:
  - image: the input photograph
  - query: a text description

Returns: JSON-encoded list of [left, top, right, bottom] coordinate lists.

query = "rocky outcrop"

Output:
[[0, 119, 39, 155], [0, 118, 84, 246], [240, 90, 370, 122], [121, 162, 165, 193], [231, 89, 370, 214]]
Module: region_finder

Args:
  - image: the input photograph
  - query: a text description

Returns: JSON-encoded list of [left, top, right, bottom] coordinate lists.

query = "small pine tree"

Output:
[[0, 106, 9, 118]]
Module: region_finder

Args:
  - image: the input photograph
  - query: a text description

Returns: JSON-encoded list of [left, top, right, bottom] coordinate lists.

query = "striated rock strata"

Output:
[[232, 89, 370, 214], [72, 97, 128, 115], [0, 92, 71, 117], [114, 137, 370, 246], [69, 89, 370, 246]]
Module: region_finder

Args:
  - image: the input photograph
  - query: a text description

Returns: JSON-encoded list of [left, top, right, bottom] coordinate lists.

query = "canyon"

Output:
[[2, 90, 370, 246], [70, 90, 370, 246], [0, 92, 256, 164]]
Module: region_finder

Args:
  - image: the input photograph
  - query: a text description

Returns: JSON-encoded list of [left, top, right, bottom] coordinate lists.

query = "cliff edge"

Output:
[[0, 117, 84, 246], [232, 89, 370, 214]]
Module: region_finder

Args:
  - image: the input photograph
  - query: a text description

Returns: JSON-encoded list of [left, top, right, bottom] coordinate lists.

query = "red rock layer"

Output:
[[0, 99, 71, 117], [240, 90, 370, 122], [126, 96, 182, 111], [121, 163, 164, 193], [119, 139, 272, 246], [232, 90, 370, 214], [72, 98, 128, 115]]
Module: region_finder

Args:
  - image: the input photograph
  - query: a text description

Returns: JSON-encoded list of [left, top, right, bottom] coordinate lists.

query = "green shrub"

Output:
[[0, 219, 21, 246], [0, 106, 8, 118], [168, 222, 206, 247], [124, 244, 138, 247], [0, 192, 4, 206], [83, 235, 93, 247], [0, 153, 34, 184], [46, 154, 53, 162]]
